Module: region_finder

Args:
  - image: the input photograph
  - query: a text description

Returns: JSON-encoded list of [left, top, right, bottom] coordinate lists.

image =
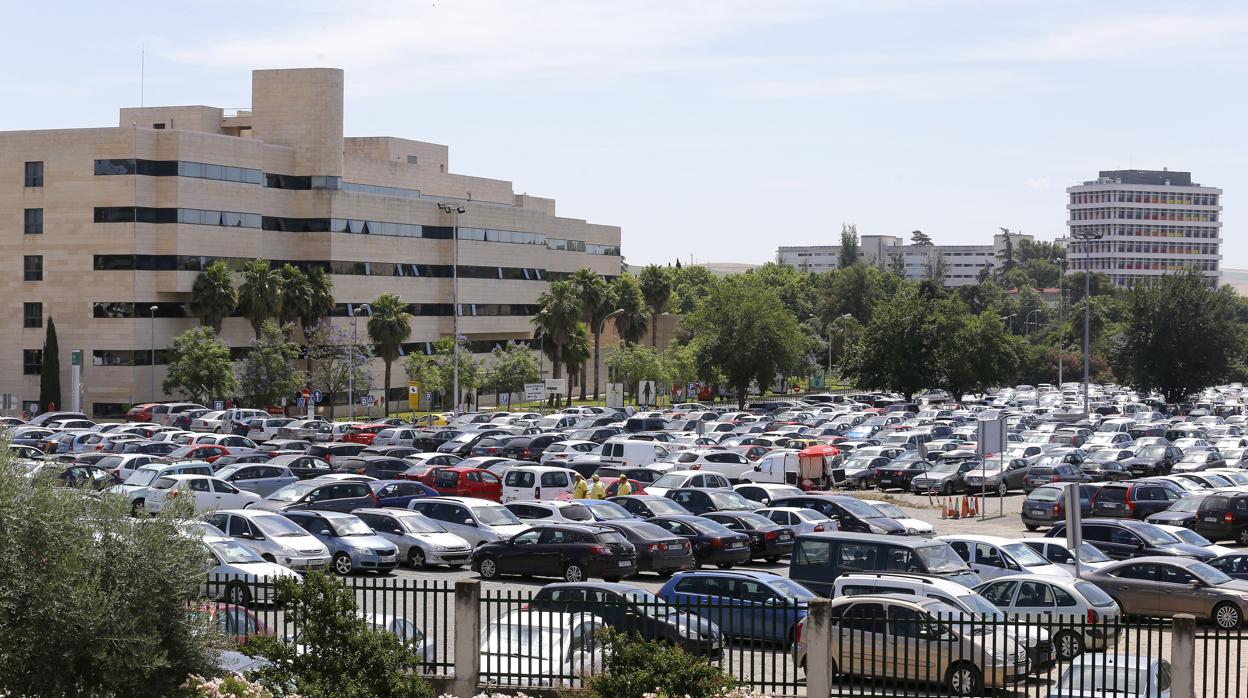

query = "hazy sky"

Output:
[[3, 0, 1244, 267]]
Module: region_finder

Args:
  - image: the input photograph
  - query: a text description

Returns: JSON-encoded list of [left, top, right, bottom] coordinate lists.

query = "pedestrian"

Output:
[[615, 474, 633, 496], [589, 474, 607, 499], [572, 473, 589, 499]]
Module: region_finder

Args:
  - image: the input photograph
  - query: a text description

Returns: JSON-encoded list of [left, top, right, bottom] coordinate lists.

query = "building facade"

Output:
[[778, 232, 1032, 286], [0, 68, 621, 417], [1066, 169, 1222, 286]]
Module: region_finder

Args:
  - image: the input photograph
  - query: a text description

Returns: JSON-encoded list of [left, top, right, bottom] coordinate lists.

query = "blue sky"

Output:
[[3, 0, 1245, 267]]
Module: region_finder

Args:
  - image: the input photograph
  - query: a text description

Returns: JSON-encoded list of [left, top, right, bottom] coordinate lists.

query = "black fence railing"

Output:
[[1198, 625, 1247, 698]]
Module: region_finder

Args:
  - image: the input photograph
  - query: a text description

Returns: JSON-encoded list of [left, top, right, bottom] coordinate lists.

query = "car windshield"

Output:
[[648, 499, 688, 516], [770, 579, 817, 600], [330, 518, 374, 536], [929, 461, 961, 474], [584, 501, 631, 520], [123, 467, 162, 486], [1189, 561, 1234, 585], [1202, 474, 1234, 487], [1169, 528, 1214, 547], [1133, 524, 1179, 546], [1169, 496, 1205, 513], [1137, 446, 1166, 458], [267, 484, 315, 502], [871, 502, 907, 519], [836, 497, 885, 518], [651, 474, 689, 489], [451, 432, 479, 444], [213, 465, 242, 479], [729, 512, 777, 527], [1073, 581, 1117, 607], [554, 504, 593, 522], [620, 590, 678, 616], [252, 514, 309, 537], [1001, 543, 1050, 567], [400, 515, 447, 534], [1220, 472, 1248, 486], [955, 593, 1005, 619], [685, 518, 736, 535], [1028, 487, 1062, 502], [915, 545, 972, 574], [1086, 451, 1119, 463], [1057, 666, 1149, 693], [482, 624, 563, 656], [707, 492, 752, 510], [1074, 543, 1112, 563], [474, 506, 521, 527], [211, 540, 265, 564]]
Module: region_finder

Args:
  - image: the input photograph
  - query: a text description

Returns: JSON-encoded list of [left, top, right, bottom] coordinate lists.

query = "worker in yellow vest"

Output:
[[589, 474, 607, 499], [615, 474, 633, 496], [572, 473, 589, 499]]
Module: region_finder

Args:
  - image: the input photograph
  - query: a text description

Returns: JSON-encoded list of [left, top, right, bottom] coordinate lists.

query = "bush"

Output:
[[181, 674, 278, 698], [244, 572, 433, 698], [582, 627, 739, 698]]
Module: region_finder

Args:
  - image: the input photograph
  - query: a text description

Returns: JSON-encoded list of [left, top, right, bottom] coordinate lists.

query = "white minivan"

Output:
[[501, 466, 578, 503], [599, 439, 671, 467]]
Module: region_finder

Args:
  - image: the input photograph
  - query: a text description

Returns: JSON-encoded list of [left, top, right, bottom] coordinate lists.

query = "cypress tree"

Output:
[[39, 318, 61, 411]]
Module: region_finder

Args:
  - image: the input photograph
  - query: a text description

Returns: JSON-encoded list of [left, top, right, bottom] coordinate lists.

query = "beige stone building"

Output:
[[0, 68, 621, 417]]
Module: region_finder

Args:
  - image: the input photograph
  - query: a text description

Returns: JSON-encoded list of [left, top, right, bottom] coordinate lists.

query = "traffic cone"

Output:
[[961, 496, 970, 518]]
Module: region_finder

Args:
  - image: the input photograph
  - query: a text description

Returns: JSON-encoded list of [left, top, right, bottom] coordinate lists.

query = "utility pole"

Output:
[[438, 202, 466, 414]]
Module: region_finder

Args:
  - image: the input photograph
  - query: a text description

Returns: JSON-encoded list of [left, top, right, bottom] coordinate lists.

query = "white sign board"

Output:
[[976, 417, 1006, 457], [638, 380, 657, 406], [523, 383, 545, 401], [606, 383, 625, 409], [544, 378, 566, 395]]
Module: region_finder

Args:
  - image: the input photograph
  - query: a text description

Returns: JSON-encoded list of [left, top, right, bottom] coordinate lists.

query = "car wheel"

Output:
[[225, 582, 251, 606], [716, 563, 735, 570], [1054, 630, 1084, 660], [1214, 602, 1242, 630], [478, 557, 499, 579], [946, 662, 982, 697], [563, 562, 586, 583], [996, 482, 1008, 497], [409, 548, 427, 569], [332, 553, 354, 576], [1238, 527, 1248, 546], [765, 556, 781, 563], [941, 483, 953, 496], [1024, 523, 1038, 531]]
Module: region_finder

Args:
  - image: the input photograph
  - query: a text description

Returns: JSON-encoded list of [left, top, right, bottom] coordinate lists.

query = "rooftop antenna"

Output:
[[140, 46, 145, 109]]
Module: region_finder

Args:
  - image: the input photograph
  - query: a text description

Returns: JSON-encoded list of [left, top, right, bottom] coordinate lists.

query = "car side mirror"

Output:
[[317, 528, 331, 537], [1189, 579, 1203, 589]]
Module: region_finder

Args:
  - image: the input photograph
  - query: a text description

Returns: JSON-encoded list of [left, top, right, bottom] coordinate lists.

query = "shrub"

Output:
[[582, 627, 739, 698]]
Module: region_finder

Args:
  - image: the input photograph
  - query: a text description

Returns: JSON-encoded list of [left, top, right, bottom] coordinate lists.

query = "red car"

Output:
[[167, 444, 230, 463], [341, 424, 390, 446], [402, 464, 452, 486], [196, 602, 272, 641], [125, 403, 160, 422], [430, 467, 502, 501]]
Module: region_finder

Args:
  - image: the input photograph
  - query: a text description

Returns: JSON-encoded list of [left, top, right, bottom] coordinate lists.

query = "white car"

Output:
[[202, 536, 301, 605], [245, 418, 295, 443], [351, 508, 473, 568], [939, 534, 1073, 580], [406, 497, 529, 547], [96, 453, 168, 481], [191, 434, 261, 453], [480, 610, 603, 687], [975, 574, 1122, 659], [539, 440, 598, 465], [664, 449, 754, 481], [755, 507, 837, 535], [150, 429, 196, 443], [1019, 537, 1116, 575], [1048, 655, 1172, 698], [371, 427, 425, 448], [108, 461, 215, 514], [145, 474, 262, 514], [504, 500, 598, 524], [733, 482, 804, 506], [204, 509, 331, 572], [866, 500, 935, 536], [644, 469, 732, 497]]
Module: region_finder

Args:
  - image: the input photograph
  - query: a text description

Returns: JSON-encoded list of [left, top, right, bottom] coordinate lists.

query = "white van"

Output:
[[598, 439, 670, 467], [501, 465, 578, 503], [739, 449, 800, 485]]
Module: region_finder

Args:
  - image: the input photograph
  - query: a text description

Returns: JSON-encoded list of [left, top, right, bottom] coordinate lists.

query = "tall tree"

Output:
[[570, 268, 615, 400], [1112, 270, 1244, 403], [606, 344, 667, 400], [559, 322, 591, 406], [301, 267, 336, 334], [611, 275, 651, 345], [668, 265, 717, 314], [998, 227, 1017, 274], [838, 223, 860, 268], [277, 264, 312, 333], [39, 318, 60, 411], [237, 320, 305, 409], [638, 264, 673, 347], [924, 252, 949, 285], [237, 259, 283, 338], [531, 281, 583, 402], [910, 230, 933, 245], [162, 326, 239, 404], [366, 293, 411, 416], [305, 322, 372, 419], [188, 260, 236, 333], [402, 338, 482, 410], [484, 341, 541, 404], [841, 283, 934, 400]]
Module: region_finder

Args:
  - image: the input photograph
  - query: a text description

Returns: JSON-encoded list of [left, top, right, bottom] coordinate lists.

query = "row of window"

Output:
[[1070, 207, 1219, 222], [1069, 240, 1221, 256], [94, 206, 261, 227], [90, 254, 570, 282], [1070, 190, 1218, 206], [1068, 258, 1218, 272], [94, 159, 265, 185], [87, 337, 537, 368], [92, 301, 540, 320], [1068, 224, 1221, 240]]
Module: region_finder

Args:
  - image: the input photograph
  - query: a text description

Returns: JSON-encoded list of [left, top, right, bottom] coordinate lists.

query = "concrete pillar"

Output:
[[806, 598, 833, 698], [1170, 613, 1195, 698], [450, 580, 481, 698]]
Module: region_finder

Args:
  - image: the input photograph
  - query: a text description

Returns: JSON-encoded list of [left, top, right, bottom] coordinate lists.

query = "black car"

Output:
[[1209, 554, 1248, 581], [909, 456, 982, 495], [265, 454, 335, 480], [1146, 492, 1213, 528], [1090, 482, 1182, 519], [360, 446, 424, 459], [768, 495, 906, 535], [469, 435, 525, 457], [497, 434, 564, 461], [528, 582, 722, 656], [873, 457, 933, 492], [647, 515, 751, 569], [211, 453, 273, 468], [437, 429, 510, 456], [333, 455, 412, 479], [592, 519, 694, 575], [609, 494, 692, 519], [663, 488, 756, 516], [54, 464, 122, 490], [1023, 464, 1093, 492], [1020, 483, 1100, 531], [595, 466, 664, 486], [1046, 519, 1216, 561], [1123, 444, 1181, 477], [305, 442, 368, 463], [1193, 491, 1248, 545], [471, 524, 637, 582], [567, 427, 626, 444], [701, 511, 795, 563]]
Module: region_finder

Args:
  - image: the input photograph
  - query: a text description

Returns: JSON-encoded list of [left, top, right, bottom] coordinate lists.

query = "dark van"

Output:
[[624, 417, 667, 433], [1193, 492, 1248, 545], [788, 532, 980, 596]]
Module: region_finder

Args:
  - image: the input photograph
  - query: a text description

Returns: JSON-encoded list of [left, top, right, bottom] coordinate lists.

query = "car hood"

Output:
[[484, 523, 530, 538], [401, 532, 472, 549], [1023, 563, 1074, 578], [335, 534, 395, 552], [1157, 542, 1216, 559], [275, 535, 329, 554], [915, 472, 958, 482], [108, 483, 150, 496], [895, 517, 935, 534], [217, 561, 301, 579], [1122, 457, 1160, 467]]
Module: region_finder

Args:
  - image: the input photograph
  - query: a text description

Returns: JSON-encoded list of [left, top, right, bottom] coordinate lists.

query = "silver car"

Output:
[[282, 510, 399, 576], [352, 508, 473, 568], [213, 463, 299, 497], [205, 509, 331, 572], [276, 419, 333, 442]]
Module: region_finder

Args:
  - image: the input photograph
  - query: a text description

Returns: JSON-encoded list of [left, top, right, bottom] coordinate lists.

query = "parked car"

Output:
[[368, 479, 437, 507], [1048, 655, 1172, 698], [756, 507, 837, 536], [212, 463, 299, 497], [265, 454, 335, 480], [282, 510, 399, 575], [108, 461, 214, 515], [1023, 464, 1093, 492], [333, 455, 412, 480], [1046, 519, 1216, 562], [1210, 553, 1248, 581], [595, 519, 694, 575], [406, 496, 529, 546], [702, 511, 796, 562], [733, 483, 805, 506], [201, 536, 301, 605], [658, 570, 814, 642], [248, 479, 378, 513], [145, 474, 262, 514], [975, 574, 1121, 659], [275, 419, 332, 442], [1154, 523, 1235, 557], [96, 453, 167, 481], [351, 507, 472, 568], [1020, 537, 1116, 575], [575, 499, 640, 522], [500, 465, 578, 502], [608, 494, 692, 519], [866, 501, 934, 536], [909, 457, 983, 495], [939, 534, 1072, 580], [430, 467, 503, 501], [647, 515, 752, 569], [479, 610, 603, 685], [245, 418, 295, 443], [1090, 481, 1182, 520], [645, 470, 733, 497], [538, 440, 599, 466], [471, 523, 637, 582], [663, 488, 758, 515], [1123, 444, 1182, 477], [962, 458, 1032, 496], [1192, 491, 1248, 545], [769, 494, 907, 535], [788, 532, 981, 595], [1082, 556, 1248, 628], [205, 509, 332, 571]]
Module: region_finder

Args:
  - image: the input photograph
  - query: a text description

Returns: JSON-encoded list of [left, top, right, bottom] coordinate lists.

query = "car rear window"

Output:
[[1028, 487, 1061, 502], [1030, 467, 1054, 476], [1098, 487, 1127, 503], [1074, 581, 1117, 607], [152, 477, 176, 490], [505, 471, 536, 488], [595, 531, 628, 545], [1202, 495, 1231, 513]]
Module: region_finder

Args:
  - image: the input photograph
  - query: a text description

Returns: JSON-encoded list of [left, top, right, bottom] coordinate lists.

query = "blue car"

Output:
[[577, 499, 640, 522], [370, 479, 437, 508], [657, 569, 815, 643], [282, 510, 399, 576]]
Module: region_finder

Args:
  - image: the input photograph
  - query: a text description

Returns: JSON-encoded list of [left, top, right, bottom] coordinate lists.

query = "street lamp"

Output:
[[149, 305, 158, 401], [594, 308, 626, 399], [1000, 314, 1016, 333], [1069, 229, 1105, 417], [348, 304, 369, 419], [1024, 308, 1043, 335], [438, 202, 466, 414]]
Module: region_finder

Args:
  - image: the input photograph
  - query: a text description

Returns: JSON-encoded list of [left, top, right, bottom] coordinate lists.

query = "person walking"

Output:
[[572, 473, 589, 499], [589, 474, 607, 499], [615, 474, 633, 496]]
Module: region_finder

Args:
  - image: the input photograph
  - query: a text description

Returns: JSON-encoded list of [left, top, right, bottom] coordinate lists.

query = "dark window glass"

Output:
[[24, 256, 42, 281], [23, 208, 43, 234], [24, 161, 43, 187], [23, 303, 42, 329], [23, 349, 42, 375]]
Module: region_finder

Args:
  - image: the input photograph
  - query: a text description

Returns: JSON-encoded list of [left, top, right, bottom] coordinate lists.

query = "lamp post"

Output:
[[1069, 229, 1105, 417], [348, 304, 369, 419], [1024, 309, 1043, 335], [438, 202, 466, 413], [149, 305, 158, 401], [595, 308, 626, 400], [1000, 314, 1016, 333]]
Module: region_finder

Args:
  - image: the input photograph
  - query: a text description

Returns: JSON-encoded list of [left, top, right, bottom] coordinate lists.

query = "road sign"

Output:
[[408, 382, 421, 410], [688, 382, 697, 398], [425, 392, 432, 404], [311, 389, 324, 404], [544, 378, 566, 395], [500, 393, 510, 405], [606, 383, 624, 409], [638, 381, 656, 406], [360, 395, 373, 406], [296, 397, 306, 408], [524, 383, 545, 401], [976, 417, 1006, 457], [214, 400, 224, 411]]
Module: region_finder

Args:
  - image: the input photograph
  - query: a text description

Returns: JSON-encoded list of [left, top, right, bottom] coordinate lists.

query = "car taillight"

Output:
[[765, 530, 779, 541], [1087, 609, 1099, 623], [112, 469, 122, 478], [590, 545, 613, 556], [1125, 499, 1134, 512], [370, 493, 380, 505], [813, 524, 825, 532], [523, 449, 531, 459], [711, 537, 724, 548], [647, 543, 661, 552], [357, 468, 367, 475], [1052, 504, 1061, 515], [1226, 512, 1235, 524], [168, 490, 179, 498], [795, 620, 803, 644]]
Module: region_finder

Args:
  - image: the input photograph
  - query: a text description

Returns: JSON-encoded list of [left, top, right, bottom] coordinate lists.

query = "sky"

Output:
[[2, 0, 1245, 267]]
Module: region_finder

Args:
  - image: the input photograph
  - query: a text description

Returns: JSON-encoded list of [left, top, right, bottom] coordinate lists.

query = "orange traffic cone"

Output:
[[960, 496, 970, 518]]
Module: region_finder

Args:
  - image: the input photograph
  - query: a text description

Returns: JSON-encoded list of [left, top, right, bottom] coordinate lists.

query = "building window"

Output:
[[23, 303, 42, 329], [23, 255, 42, 281], [22, 349, 42, 376], [406, 155, 418, 164], [23, 208, 43, 234], [24, 161, 43, 187]]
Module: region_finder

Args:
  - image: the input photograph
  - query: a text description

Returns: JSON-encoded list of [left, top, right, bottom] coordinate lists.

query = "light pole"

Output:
[[149, 305, 158, 401], [1000, 314, 1016, 333], [348, 304, 367, 419], [1070, 229, 1105, 417], [1054, 256, 1065, 386], [438, 202, 466, 413], [1024, 308, 1043, 335]]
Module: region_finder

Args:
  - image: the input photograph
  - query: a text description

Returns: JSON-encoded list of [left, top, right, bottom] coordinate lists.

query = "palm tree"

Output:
[[236, 259, 283, 338], [277, 264, 312, 334], [570, 268, 615, 400], [300, 267, 336, 335], [561, 322, 591, 407], [638, 264, 672, 347], [189, 261, 237, 333], [531, 280, 583, 406], [612, 275, 650, 345], [367, 293, 411, 416]]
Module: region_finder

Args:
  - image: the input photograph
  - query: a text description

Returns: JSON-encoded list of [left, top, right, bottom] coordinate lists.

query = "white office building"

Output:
[[778, 232, 1032, 287]]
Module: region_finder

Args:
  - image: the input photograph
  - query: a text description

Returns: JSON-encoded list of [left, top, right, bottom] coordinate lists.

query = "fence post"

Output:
[[451, 580, 481, 698], [806, 598, 833, 698], [1171, 613, 1195, 698]]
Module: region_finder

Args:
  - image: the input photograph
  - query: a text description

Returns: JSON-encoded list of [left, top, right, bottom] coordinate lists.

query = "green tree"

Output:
[[39, 318, 60, 410], [367, 293, 411, 416], [668, 264, 717, 314], [0, 466, 219, 696], [163, 326, 239, 404], [924, 251, 949, 285], [301, 267, 336, 334], [998, 227, 1017, 273], [747, 262, 818, 322], [936, 303, 1024, 398], [817, 263, 889, 326], [189, 260, 237, 333], [684, 276, 806, 408], [887, 253, 907, 277], [1111, 270, 1245, 403], [531, 280, 583, 393], [238, 320, 304, 408], [612, 274, 651, 345], [841, 283, 934, 400], [662, 342, 700, 387], [910, 229, 933, 245], [605, 344, 666, 399], [276, 264, 312, 333], [638, 264, 673, 346], [1061, 270, 1115, 298], [838, 223, 860, 268], [560, 322, 592, 405], [305, 322, 373, 418], [583, 628, 738, 698], [402, 338, 482, 410], [571, 268, 615, 400], [237, 259, 283, 338], [245, 572, 433, 698], [484, 341, 541, 403]]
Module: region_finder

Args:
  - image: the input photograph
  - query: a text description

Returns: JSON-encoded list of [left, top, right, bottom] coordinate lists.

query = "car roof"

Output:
[[794, 531, 944, 547], [540, 581, 646, 594], [938, 534, 1022, 545], [837, 572, 969, 593], [419, 496, 505, 507], [285, 509, 354, 520], [508, 499, 585, 509], [669, 569, 787, 582]]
